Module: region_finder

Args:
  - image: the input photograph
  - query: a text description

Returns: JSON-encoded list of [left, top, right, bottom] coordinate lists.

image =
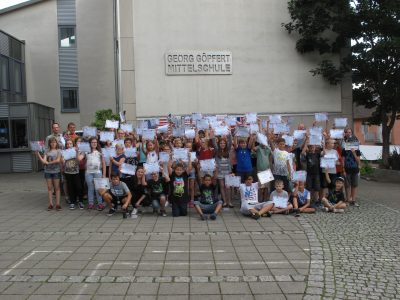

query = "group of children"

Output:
[[35, 114, 361, 220]]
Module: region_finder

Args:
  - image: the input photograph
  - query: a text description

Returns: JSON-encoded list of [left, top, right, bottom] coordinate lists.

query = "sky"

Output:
[[0, 0, 30, 10]]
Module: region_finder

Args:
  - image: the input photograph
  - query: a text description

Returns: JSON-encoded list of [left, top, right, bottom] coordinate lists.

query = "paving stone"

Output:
[[115, 276, 135, 283], [48, 275, 67, 282], [65, 276, 85, 283], [126, 282, 159, 295]]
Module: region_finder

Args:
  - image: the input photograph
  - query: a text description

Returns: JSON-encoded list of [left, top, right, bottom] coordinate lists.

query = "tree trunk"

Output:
[[381, 110, 396, 169], [381, 121, 391, 168]]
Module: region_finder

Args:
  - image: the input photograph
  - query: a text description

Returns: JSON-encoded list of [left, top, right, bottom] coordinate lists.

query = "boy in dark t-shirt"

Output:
[[147, 171, 169, 216], [168, 156, 192, 217], [194, 174, 223, 220], [321, 177, 347, 213]]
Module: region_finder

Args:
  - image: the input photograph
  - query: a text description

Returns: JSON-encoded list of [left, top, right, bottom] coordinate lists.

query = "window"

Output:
[[61, 88, 79, 112], [59, 27, 76, 48], [0, 119, 10, 148], [13, 62, 22, 94], [9, 38, 22, 61], [0, 56, 9, 90], [11, 119, 27, 148]]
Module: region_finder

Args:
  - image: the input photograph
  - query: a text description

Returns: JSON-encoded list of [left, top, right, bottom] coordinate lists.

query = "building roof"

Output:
[[0, 0, 49, 15]]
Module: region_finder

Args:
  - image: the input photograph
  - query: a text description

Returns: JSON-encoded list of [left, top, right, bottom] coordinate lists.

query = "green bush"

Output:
[[91, 109, 120, 130], [360, 161, 374, 176]]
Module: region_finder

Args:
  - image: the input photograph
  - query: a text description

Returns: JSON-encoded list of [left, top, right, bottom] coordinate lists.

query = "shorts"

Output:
[[151, 195, 166, 210], [345, 172, 359, 188], [240, 200, 273, 215], [306, 174, 321, 191], [108, 192, 127, 207], [322, 173, 337, 189], [194, 200, 223, 214], [44, 172, 61, 180]]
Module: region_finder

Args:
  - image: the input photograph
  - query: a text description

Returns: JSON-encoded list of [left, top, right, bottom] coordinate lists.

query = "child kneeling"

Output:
[[239, 175, 274, 220], [322, 177, 347, 213], [194, 174, 223, 220], [99, 173, 132, 218]]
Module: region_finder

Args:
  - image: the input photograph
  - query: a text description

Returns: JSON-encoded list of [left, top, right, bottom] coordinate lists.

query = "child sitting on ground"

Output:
[[270, 179, 293, 214], [100, 173, 132, 219], [321, 177, 347, 213], [194, 174, 223, 220], [239, 174, 274, 219], [291, 181, 316, 217]]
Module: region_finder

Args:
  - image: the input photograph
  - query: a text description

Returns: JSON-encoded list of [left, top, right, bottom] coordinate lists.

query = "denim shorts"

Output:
[[44, 172, 61, 180], [194, 200, 223, 214]]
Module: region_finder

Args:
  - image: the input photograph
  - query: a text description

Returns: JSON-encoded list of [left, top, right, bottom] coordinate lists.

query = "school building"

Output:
[[0, 0, 353, 131]]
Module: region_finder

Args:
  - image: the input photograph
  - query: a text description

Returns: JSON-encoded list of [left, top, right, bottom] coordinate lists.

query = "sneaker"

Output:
[[333, 208, 345, 213], [251, 213, 260, 220], [200, 214, 207, 221], [131, 208, 138, 215], [107, 208, 115, 216], [87, 204, 94, 210], [97, 204, 105, 211], [56, 205, 62, 211], [153, 208, 158, 215], [47, 204, 53, 211], [323, 207, 329, 212], [350, 201, 360, 207], [78, 202, 84, 209], [210, 213, 217, 220], [69, 203, 75, 210], [160, 210, 167, 217], [122, 209, 127, 219]]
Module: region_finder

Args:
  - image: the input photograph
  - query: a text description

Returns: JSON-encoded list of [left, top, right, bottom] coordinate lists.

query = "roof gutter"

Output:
[[113, 0, 121, 114]]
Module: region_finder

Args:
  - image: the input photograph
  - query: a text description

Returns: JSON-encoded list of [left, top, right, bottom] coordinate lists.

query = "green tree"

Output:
[[283, 0, 400, 168], [91, 109, 120, 130]]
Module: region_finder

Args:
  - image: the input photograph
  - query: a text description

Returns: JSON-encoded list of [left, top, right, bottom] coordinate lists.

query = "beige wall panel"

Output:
[[120, 38, 134, 71], [119, 0, 134, 38], [121, 71, 135, 104], [123, 102, 136, 122], [76, 0, 116, 126], [132, 0, 342, 118]]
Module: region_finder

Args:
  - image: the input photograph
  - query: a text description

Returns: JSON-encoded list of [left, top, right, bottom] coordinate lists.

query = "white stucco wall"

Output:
[[132, 0, 342, 117]]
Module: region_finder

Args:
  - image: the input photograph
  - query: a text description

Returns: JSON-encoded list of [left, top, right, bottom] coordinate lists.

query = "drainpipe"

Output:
[[113, 0, 121, 113]]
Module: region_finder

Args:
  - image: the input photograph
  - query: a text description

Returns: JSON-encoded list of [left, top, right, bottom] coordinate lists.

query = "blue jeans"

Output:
[[85, 172, 103, 205]]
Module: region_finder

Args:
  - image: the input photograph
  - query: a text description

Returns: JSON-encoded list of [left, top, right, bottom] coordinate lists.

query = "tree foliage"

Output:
[[91, 109, 120, 130], [283, 0, 400, 167]]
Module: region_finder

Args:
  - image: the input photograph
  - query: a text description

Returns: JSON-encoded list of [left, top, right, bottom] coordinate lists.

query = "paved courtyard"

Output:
[[0, 173, 398, 299]]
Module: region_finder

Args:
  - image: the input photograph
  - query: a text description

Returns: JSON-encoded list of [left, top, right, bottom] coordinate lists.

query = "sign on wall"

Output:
[[165, 50, 232, 75]]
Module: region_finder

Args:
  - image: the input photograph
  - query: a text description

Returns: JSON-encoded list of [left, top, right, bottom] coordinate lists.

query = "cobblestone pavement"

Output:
[[0, 173, 309, 299], [1, 173, 399, 299], [302, 179, 400, 300]]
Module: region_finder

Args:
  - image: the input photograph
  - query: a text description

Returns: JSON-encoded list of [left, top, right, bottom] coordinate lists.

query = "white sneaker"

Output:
[[333, 208, 344, 213]]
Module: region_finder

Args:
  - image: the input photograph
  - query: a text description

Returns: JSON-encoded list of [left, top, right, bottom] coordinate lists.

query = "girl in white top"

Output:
[[79, 137, 106, 210]]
